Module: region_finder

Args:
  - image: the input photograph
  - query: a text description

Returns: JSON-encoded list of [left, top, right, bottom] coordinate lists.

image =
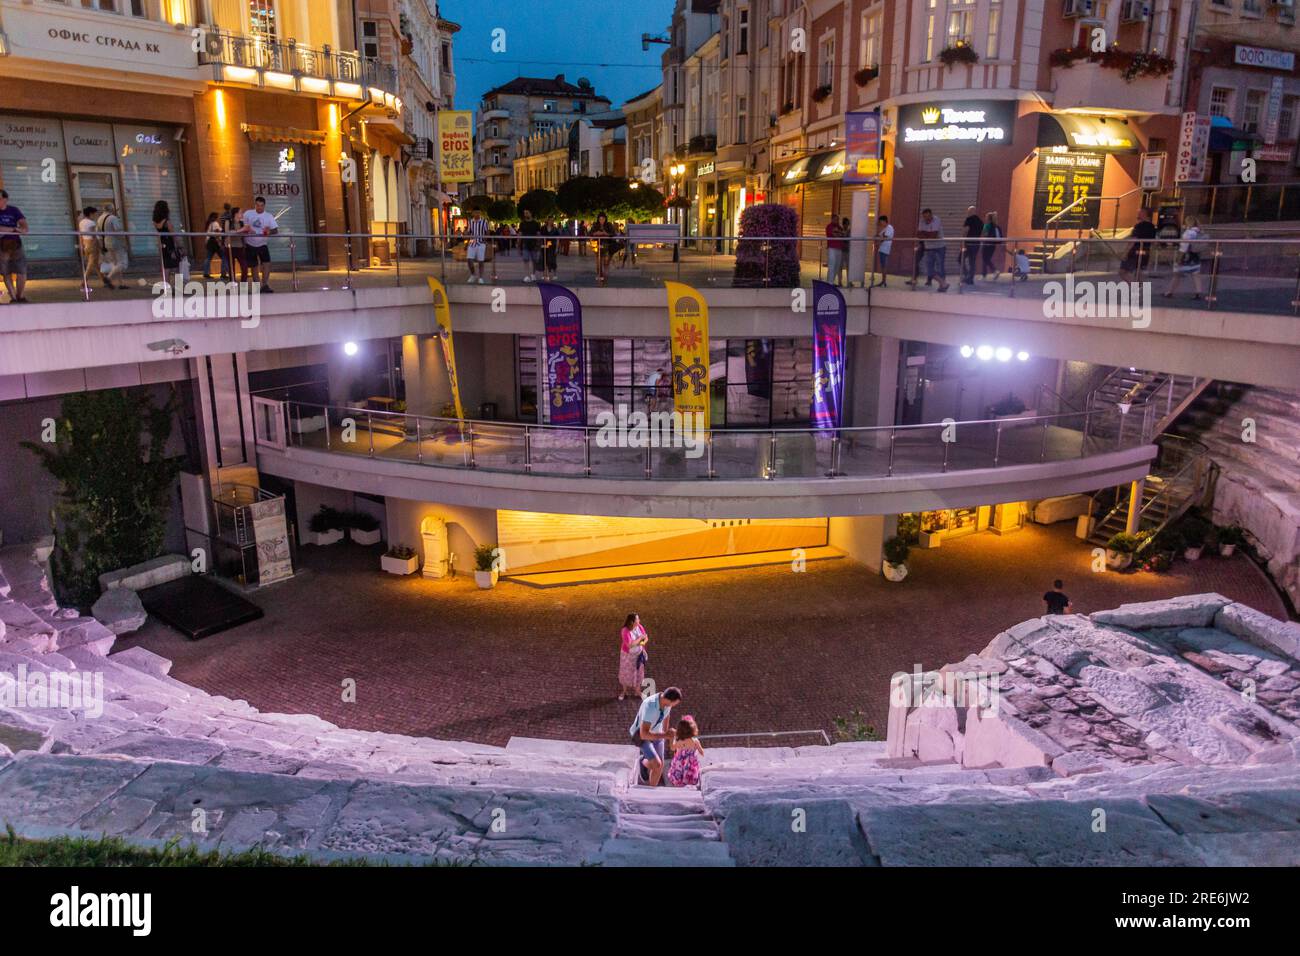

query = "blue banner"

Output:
[[538, 282, 586, 426], [811, 280, 847, 430]]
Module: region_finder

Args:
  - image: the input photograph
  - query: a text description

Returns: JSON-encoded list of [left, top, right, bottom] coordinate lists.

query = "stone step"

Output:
[[505, 736, 636, 760], [593, 837, 734, 866], [616, 818, 719, 841]]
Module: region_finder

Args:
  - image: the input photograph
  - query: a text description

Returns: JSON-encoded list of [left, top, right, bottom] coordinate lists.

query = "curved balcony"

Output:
[[251, 399, 1156, 519], [199, 29, 400, 103]]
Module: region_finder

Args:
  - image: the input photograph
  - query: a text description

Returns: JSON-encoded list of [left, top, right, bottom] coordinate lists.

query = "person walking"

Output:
[[1163, 217, 1205, 301], [907, 208, 948, 292], [541, 217, 560, 279], [465, 207, 489, 284], [960, 205, 984, 286], [666, 715, 704, 788], [518, 208, 541, 282], [222, 204, 249, 282], [980, 212, 1004, 279], [1043, 579, 1073, 615], [874, 215, 894, 286], [241, 195, 279, 292], [1120, 208, 1157, 279], [618, 612, 649, 701], [201, 211, 225, 280], [630, 686, 683, 787], [77, 206, 103, 292], [590, 213, 614, 285], [0, 189, 31, 303], [96, 202, 127, 289], [825, 214, 847, 286], [576, 219, 588, 256], [153, 200, 190, 289]]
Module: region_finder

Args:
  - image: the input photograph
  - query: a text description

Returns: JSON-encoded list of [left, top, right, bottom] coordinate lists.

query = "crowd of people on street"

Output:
[[452, 210, 650, 286], [619, 613, 701, 788]]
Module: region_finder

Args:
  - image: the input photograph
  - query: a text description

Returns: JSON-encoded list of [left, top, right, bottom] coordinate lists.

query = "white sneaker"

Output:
[[523, 275, 534, 283], [466, 276, 476, 284], [477, 277, 487, 284]]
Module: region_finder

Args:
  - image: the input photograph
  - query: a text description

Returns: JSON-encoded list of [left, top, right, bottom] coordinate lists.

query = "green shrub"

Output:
[[832, 710, 881, 742], [349, 511, 380, 532], [1216, 525, 1246, 546], [895, 513, 921, 544], [1106, 532, 1141, 554], [1176, 517, 1212, 549], [474, 544, 499, 572], [309, 506, 346, 534], [882, 535, 910, 565], [385, 545, 417, 560]]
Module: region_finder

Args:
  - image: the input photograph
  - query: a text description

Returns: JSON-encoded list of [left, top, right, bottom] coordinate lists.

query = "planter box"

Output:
[[882, 560, 909, 582], [1219, 544, 1237, 557], [1184, 546, 1204, 561], [381, 554, 419, 575], [918, 530, 943, 549], [1051, 62, 1170, 114], [474, 569, 499, 590], [1106, 550, 1133, 570], [306, 528, 344, 546], [352, 527, 382, 546]]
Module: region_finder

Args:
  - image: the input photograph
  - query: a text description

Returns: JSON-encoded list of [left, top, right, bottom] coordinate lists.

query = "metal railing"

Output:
[[1168, 180, 1300, 228], [10, 228, 1300, 317], [198, 29, 399, 96], [249, 396, 1153, 483]]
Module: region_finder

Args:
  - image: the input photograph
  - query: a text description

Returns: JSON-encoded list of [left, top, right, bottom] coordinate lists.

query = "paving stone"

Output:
[[719, 797, 875, 866]]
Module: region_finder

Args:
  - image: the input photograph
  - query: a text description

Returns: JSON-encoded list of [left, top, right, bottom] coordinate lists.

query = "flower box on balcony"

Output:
[[938, 44, 980, 68], [854, 66, 880, 86], [812, 83, 833, 103], [1051, 56, 1173, 113]]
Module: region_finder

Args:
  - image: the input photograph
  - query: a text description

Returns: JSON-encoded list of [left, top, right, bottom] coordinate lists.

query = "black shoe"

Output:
[[638, 760, 650, 784], [261, 284, 275, 293]]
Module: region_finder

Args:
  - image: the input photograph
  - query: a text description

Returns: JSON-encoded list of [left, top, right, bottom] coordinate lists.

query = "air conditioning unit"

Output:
[[1064, 0, 1097, 16], [1120, 0, 1152, 21]]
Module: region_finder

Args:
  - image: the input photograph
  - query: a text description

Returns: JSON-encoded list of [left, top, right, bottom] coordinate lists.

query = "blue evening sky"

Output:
[[440, 0, 678, 112]]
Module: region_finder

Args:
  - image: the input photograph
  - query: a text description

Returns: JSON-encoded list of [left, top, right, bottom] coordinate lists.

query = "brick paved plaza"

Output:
[[121, 524, 1289, 748]]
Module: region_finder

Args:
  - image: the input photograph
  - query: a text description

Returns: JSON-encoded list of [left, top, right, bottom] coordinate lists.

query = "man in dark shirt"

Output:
[[1121, 208, 1158, 278], [1043, 579, 1072, 615], [961, 205, 984, 285]]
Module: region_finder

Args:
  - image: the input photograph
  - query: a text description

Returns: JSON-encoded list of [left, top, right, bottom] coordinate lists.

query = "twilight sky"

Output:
[[440, 0, 678, 112]]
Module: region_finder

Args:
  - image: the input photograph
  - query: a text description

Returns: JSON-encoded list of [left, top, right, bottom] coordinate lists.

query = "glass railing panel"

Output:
[[527, 427, 587, 476], [707, 431, 767, 480], [463, 422, 526, 473]]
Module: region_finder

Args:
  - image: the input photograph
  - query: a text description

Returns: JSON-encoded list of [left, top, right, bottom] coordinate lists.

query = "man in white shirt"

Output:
[[241, 196, 279, 292], [465, 208, 489, 284], [874, 215, 894, 287], [908, 208, 948, 292], [629, 686, 682, 786], [96, 203, 127, 289]]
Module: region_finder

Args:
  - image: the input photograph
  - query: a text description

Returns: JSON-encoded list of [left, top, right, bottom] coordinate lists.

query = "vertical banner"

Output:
[[811, 280, 847, 430], [664, 281, 711, 428], [437, 110, 475, 183], [249, 497, 293, 584], [426, 277, 465, 421], [1175, 112, 1211, 184], [844, 110, 883, 182], [537, 282, 586, 426]]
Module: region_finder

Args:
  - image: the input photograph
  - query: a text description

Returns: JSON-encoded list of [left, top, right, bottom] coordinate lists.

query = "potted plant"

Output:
[[896, 513, 921, 545], [882, 535, 910, 582], [349, 511, 382, 546], [474, 544, 501, 590], [1216, 525, 1246, 557], [938, 43, 980, 69], [812, 83, 833, 103], [381, 545, 419, 575], [306, 506, 345, 546], [1105, 532, 1141, 570], [1178, 517, 1211, 560]]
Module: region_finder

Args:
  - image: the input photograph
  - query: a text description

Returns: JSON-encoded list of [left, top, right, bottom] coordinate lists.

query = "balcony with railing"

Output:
[[198, 28, 400, 104]]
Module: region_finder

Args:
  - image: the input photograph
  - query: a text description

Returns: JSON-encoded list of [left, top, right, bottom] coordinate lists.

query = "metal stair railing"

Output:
[[1088, 434, 1211, 544]]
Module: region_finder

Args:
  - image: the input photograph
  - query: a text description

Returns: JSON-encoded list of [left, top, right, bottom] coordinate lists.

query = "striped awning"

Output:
[[241, 124, 327, 146]]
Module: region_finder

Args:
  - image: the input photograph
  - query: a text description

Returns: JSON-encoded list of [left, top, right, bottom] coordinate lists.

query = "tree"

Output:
[[23, 388, 184, 608], [461, 194, 493, 215], [557, 176, 668, 221], [518, 188, 560, 221], [556, 176, 606, 220], [733, 204, 801, 288], [486, 198, 517, 224]]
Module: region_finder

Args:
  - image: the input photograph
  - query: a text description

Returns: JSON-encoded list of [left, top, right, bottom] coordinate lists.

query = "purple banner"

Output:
[[538, 282, 586, 426], [811, 280, 847, 430]]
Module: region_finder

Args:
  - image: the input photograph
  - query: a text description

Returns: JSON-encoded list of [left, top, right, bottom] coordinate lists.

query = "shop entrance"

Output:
[[70, 166, 123, 224]]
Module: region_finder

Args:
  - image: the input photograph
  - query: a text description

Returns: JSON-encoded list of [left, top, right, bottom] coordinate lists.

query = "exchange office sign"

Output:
[[1031, 152, 1103, 230], [897, 100, 1017, 147]]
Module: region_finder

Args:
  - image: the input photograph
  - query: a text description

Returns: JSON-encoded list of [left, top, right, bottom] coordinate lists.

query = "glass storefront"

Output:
[[249, 140, 311, 264]]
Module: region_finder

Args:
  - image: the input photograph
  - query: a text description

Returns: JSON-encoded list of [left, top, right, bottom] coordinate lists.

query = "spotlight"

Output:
[[975, 345, 994, 361], [995, 347, 1012, 362], [960, 345, 974, 358], [1017, 350, 1030, 362], [343, 341, 359, 356]]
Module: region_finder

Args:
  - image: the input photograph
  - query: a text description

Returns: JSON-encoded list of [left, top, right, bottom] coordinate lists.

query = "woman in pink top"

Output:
[[618, 612, 649, 701]]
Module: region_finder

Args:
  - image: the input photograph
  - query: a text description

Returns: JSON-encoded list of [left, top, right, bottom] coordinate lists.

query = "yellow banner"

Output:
[[437, 110, 475, 183], [664, 281, 710, 428], [426, 277, 465, 421]]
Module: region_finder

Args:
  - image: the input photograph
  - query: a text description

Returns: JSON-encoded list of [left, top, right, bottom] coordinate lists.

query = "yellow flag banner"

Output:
[[437, 110, 475, 183], [426, 276, 465, 421], [664, 280, 710, 429]]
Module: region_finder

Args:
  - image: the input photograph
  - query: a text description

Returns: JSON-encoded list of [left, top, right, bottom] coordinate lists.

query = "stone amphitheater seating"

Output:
[[1, 540, 1298, 865]]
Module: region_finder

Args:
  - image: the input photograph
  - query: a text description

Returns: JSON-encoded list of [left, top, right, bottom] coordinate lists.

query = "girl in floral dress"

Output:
[[667, 715, 703, 788]]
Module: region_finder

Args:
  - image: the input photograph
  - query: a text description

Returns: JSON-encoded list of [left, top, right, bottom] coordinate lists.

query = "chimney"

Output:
[[555, 73, 565, 85]]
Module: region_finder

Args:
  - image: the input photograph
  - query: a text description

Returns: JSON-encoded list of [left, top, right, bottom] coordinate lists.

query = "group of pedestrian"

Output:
[[456, 209, 636, 286], [619, 613, 702, 788], [206, 197, 280, 292]]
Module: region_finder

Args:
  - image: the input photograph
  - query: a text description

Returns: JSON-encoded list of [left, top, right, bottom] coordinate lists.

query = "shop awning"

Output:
[[1036, 113, 1138, 154], [778, 155, 812, 185], [778, 149, 848, 186], [1208, 117, 1261, 152], [241, 124, 327, 146]]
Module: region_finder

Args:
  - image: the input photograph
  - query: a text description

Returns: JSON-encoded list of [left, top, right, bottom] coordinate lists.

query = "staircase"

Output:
[[1086, 441, 1209, 548], [1084, 368, 1209, 444], [601, 785, 732, 866]]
